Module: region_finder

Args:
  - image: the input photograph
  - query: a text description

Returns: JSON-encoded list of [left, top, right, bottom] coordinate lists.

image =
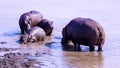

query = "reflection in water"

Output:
[[2, 31, 20, 37], [63, 51, 104, 68], [45, 39, 104, 68], [21, 41, 68, 67]]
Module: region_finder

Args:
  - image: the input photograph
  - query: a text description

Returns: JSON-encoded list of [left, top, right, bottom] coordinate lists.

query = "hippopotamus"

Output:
[[61, 17, 105, 51], [20, 26, 46, 44], [37, 19, 53, 35], [19, 10, 43, 34]]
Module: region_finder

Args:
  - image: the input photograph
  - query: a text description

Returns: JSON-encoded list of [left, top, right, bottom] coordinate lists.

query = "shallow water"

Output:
[[0, 0, 120, 68]]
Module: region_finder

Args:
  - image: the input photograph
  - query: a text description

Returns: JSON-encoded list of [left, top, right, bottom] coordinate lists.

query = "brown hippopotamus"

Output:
[[20, 26, 46, 44], [61, 17, 105, 51], [19, 10, 43, 34], [37, 19, 53, 35]]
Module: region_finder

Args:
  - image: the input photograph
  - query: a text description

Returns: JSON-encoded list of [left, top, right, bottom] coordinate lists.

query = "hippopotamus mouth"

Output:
[[20, 37, 28, 44]]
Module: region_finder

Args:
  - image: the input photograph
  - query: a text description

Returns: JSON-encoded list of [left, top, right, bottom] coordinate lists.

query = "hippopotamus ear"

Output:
[[50, 21, 53, 25]]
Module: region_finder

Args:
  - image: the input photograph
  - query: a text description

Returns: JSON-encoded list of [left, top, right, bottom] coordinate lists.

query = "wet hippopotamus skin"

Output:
[[20, 26, 46, 44], [61, 17, 105, 51], [19, 10, 43, 34], [37, 19, 53, 35]]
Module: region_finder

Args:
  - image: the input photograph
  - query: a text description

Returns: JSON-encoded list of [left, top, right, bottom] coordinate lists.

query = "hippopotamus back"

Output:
[[27, 26, 46, 41], [28, 11, 43, 26], [37, 19, 53, 35], [61, 17, 105, 51]]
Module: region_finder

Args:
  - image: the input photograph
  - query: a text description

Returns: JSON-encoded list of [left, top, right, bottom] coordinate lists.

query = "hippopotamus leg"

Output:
[[78, 43, 81, 51], [98, 44, 102, 51], [20, 25, 24, 34], [73, 43, 77, 51], [71, 38, 81, 51], [89, 45, 95, 51], [73, 43, 81, 51]]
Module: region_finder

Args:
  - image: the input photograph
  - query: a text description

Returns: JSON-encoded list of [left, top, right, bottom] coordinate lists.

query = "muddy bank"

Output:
[[0, 45, 57, 68], [0, 52, 52, 68], [0, 52, 36, 68]]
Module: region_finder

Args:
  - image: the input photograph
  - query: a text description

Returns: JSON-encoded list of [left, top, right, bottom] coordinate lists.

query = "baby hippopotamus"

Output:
[[37, 19, 53, 35], [19, 10, 43, 34], [61, 17, 105, 51], [20, 26, 46, 44]]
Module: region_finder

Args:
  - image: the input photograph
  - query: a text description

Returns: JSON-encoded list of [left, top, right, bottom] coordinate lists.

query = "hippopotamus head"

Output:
[[23, 16, 31, 32], [37, 19, 53, 35], [24, 20, 31, 32], [61, 27, 70, 44], [20, 34, 36, 44]]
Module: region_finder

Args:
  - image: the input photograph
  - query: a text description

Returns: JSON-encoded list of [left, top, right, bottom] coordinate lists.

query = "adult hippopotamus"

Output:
[[19, 10, 43, 34], [61, 17, 105, 51], [37, 19, 53, 35], [20, 26, 46, 44]]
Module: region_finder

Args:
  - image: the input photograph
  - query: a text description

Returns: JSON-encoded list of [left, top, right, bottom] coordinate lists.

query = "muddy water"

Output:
[[0, 0, 120, 68]]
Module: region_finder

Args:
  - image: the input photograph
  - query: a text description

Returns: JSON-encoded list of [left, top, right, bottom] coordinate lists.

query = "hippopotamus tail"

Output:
[[96, 23, 105, 45]]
